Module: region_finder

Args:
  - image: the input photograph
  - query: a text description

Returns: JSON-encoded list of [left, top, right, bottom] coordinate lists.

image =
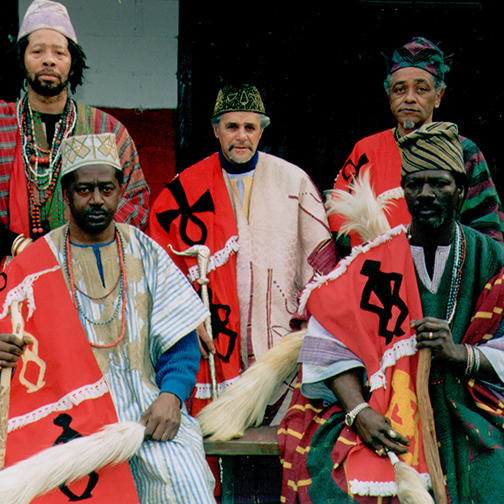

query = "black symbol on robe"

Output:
[[53, 413, 99, 501], [156, 177, 215, 246], [206, 286, 237, 363], [0, 272, 6, 292], [341, 153, 369, 190], [360, 260, 408, 344]]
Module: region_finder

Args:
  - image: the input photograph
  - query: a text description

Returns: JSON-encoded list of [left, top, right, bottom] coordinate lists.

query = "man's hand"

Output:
[[140, 392, 182, 442], [412, 316, 500, 381], [354, 407, 410, 456], [0, 332, 29, 369], [196, 322, 216, 359], [327, 370, 409, 456], [412, 317, 465, 363]]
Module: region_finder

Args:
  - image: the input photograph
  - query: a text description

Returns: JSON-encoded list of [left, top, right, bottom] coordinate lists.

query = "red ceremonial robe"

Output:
[[148, 153, 241, 414], [280, 226, 431, 501], [328, 129, 410, 247], [0, 238, 139, 503]]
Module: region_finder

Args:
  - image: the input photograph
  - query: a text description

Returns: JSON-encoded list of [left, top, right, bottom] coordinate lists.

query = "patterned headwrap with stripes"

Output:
[[388, 36, 450, 81], [399, 122, 464, 177]]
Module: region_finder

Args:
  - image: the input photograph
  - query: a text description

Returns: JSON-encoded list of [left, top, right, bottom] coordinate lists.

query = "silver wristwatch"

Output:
[[344, 402, 370, 427]]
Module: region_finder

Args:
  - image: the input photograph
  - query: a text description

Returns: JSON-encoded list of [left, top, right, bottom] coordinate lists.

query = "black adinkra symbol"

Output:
[[53, 414, 99, 501], [360, 260, 408, 344], [156, 177, 215, 246], [341, 153, 369, 190], [206, 286, 237, 363]]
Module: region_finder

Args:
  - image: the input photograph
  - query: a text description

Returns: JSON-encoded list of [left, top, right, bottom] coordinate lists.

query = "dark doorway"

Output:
[[0, 1, 19, 102], [177, 1, 503, 197]]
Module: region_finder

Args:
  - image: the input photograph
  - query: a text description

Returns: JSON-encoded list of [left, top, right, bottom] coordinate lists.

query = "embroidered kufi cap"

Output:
[[18, 0, 78, 43], [61, 133, 121, 176], [388, 36, 450, 81], [212, 84, 266, 118], [399, 122, 464, 177]]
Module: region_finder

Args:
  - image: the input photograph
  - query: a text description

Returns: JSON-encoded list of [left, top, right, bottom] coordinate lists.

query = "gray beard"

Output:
[[403, 119, 415, 131]]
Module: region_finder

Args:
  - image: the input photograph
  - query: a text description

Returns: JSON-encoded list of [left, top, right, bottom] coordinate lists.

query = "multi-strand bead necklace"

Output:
[[444, 222, 465, 326], [408, 221, 466, 326], [17, 95, 77, 236], [63, 225, 127, 349]]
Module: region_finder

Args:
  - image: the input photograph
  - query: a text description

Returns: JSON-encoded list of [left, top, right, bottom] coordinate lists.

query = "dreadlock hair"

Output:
[[15, 33, 89, 94]]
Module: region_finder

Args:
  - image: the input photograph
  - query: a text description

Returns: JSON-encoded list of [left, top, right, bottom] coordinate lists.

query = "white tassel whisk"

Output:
[[0, 421, 145, 504], [197, 329, 305, 441], [325, 168, 394, 243]]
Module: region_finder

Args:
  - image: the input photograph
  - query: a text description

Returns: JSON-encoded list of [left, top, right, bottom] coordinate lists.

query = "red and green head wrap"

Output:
[[389, 36, 450, 81]]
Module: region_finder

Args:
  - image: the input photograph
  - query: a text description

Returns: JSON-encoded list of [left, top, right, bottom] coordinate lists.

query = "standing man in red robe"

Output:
[[329, 36, 504, 255], [149, 83, 336, 417]]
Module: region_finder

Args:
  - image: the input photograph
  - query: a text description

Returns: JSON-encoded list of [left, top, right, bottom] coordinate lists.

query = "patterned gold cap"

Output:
[[61, 133, 121, 176], [18, 0, 78, 43], [399, 122, 464, 177], [212, 84, 266, 118]]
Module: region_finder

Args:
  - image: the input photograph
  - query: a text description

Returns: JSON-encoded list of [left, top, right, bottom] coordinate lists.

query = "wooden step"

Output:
[[203, 425, 279, 456]]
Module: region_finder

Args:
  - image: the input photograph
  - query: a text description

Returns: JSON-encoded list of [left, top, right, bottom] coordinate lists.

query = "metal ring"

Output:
[[388, 429, 398, 439], [429, 331, 433, 339], [375, 448, 384, 457]]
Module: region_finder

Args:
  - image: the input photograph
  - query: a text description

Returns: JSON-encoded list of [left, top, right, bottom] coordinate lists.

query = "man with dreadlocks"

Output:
[[0, 0, 149, 263]]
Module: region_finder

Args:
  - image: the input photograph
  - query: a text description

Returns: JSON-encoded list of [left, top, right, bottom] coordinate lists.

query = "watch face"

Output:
[[345, 414, 352, 426]]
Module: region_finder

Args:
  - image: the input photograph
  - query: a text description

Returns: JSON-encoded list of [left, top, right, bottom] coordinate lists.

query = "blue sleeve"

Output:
[[155, 330, 200, 404]]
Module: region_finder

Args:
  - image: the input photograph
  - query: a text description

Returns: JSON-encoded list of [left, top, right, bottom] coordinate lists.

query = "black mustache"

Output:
[[85, 209, 109, 217], [414, 203, 440, 211]]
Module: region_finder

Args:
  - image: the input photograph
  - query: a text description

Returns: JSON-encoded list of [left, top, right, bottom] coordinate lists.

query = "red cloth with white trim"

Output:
[[328, 129, 410, 246], [148, 153, 241, 414], [305, 229, 429, 495], [0, 238, 139, 503]]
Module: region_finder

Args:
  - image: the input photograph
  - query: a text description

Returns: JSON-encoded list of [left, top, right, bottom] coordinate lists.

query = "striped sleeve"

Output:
[[300, 316, 364, 403], [460, 136, 504, 242], [131, 228, 209, 361], [0, 101, 18, 225], [112, 118, 150, 229]]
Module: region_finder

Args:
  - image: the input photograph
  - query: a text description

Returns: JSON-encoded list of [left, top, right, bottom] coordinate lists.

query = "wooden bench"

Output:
[[204, 426, 280, 504]]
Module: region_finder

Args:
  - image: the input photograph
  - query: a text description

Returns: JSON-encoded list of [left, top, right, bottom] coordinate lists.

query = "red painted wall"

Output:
[[101, 107, 177, 204]]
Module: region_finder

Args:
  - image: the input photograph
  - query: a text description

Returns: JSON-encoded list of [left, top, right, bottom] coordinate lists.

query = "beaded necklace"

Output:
[[63, 225, 127, 349], [409, 222, 466, 326], [17, 95, 77, 236], [444, 222, 465, 326]]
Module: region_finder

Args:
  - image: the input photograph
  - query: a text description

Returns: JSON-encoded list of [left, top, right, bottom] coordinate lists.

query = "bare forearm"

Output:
[[325, 369, 409, 455], [325, 369, 366, 411]]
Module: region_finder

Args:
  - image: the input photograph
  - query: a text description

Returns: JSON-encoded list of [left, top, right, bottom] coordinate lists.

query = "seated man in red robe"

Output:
[[280, 122, 504, 504]]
